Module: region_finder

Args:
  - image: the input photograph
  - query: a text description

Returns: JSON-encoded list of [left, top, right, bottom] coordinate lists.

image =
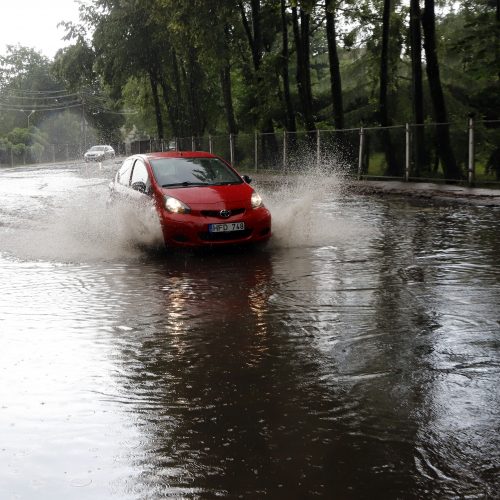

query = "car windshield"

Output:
[[150, 157, 242, 187], [89, 146, 106, 151]]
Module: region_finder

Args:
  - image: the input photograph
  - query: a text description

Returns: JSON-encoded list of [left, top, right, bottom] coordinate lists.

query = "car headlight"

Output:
[[164, 195, 191, 214], [251, 191, 263, 208]]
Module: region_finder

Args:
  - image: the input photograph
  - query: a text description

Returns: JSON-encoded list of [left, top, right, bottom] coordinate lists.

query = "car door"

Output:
[[126, 159, 159, 234], [129, 159, 152, 197], [109, 157, 134, 202]]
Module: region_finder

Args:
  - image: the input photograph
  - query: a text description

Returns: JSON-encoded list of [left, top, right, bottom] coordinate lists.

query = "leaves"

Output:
[[0, 0, 498, 147]]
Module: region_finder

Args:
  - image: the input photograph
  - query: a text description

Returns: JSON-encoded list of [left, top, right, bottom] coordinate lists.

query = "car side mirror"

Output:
[[131, 181, 147, 194], [242, 175, 252, 184]]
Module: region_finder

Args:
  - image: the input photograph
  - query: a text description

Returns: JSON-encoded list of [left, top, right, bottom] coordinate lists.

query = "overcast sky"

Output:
[[0, 0, 81, 59]]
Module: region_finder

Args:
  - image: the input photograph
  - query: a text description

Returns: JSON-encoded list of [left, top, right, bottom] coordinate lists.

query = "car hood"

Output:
[[160, 183, 253, 209]]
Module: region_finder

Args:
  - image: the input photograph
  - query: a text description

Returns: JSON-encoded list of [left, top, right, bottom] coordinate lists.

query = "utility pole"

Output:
[[20, 109, 35, 127]]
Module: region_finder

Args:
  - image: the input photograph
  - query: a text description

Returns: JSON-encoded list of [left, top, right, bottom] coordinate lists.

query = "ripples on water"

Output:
[[0, 161, 499, 498]]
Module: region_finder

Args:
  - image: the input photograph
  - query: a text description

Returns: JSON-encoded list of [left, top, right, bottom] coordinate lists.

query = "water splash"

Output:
[[258, 155, 370, 249], [0, 180, 164, 263], [0, 157, 371, 262]]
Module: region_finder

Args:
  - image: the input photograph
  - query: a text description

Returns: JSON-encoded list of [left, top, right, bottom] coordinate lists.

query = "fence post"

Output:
[[468, 116, 475, 186], [405, 123, 410, 182], [316, 129, 321, 166], [52, 144, 55, 163], [254, 131, 258, 171], [191, 136, 195, 151], [66, 144, 69, 161], [357, 127, 365, 180], [10, 147, 14, 167], [229, 133, 235, 165], [283, 131, 287, 170], [209, 134, 213, 154]]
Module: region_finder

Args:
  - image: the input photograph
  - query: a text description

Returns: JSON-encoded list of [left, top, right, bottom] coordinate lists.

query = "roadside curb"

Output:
[[348, 180, 500, 206], [247, 172, 500, 207]]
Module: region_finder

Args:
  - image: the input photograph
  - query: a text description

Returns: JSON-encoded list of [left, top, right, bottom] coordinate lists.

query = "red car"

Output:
[[109, 151, 272, 248]]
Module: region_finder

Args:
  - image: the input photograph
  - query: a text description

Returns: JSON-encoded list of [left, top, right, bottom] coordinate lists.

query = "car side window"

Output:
[[130, 160, 150, 188], [117, 158, 134, 186]]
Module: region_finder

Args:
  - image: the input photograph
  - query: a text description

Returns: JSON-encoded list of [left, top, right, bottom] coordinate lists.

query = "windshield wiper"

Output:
[[162, 181, 208, 188]]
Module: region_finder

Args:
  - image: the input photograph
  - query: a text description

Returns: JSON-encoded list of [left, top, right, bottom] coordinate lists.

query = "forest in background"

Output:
[[0, 0, 498, 179]]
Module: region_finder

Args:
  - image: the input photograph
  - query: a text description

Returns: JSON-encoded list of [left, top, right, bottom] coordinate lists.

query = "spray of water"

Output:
[[1, 178, 164, 263], [260, 153, 365, 249], [0, 154, 369, 263]]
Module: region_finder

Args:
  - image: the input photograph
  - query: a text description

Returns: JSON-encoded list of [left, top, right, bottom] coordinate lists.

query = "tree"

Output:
[[0, 46, 60, 133], [291, 2, 316, 132], [280, 0, 296, 132], [379, 0, 399, 175], [409, 0, 426, 174], [421, 0, 461, 179], [325, 0, 344, 130], [237, 0, 280, 135]]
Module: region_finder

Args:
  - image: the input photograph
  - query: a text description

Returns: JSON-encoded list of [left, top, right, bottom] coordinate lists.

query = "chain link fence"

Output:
[[159, 118, 500, 186], [2, 119, 499, 186]]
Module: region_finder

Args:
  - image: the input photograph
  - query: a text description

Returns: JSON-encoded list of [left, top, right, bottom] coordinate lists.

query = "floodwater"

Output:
[[0, 160, 499, 499]]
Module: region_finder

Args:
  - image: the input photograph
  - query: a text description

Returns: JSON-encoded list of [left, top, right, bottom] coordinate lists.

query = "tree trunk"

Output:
[[170, 49, 186, 137], [325, 0, 344, 130], [219, 24, 238, 135], [280, 0, 296, 132], [158, 51, 184, 137], [238, 0, 277, 160], [409, 0, 426, 174], [187, 48, 206, 137], [220, 65, 238, 135], [250, 0, 262, 71], [379, 0, 399, 175], [148, 71, 164, 140], [291, 6, 315, 133], [496, 0, 500, 80], [421, 0, 461, 179]]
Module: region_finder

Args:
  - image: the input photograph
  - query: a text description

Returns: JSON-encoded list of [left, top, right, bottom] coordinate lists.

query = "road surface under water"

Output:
[[0, 160, 499, 499]]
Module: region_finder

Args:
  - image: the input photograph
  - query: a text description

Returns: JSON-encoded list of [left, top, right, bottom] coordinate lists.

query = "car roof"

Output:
[[142, 151, 218, 160]]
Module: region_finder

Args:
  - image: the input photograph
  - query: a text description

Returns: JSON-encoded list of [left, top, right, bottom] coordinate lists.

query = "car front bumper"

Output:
[[158, 207, 272, 247]]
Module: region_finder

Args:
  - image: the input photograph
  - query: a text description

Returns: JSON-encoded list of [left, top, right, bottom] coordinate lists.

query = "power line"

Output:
[[0, 88, 138, 114], [0, 102, 83, 111], [1, 91, 80, 100]]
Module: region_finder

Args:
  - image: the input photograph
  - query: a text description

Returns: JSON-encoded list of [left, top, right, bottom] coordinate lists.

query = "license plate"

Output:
[[209, 222, 245, 233]]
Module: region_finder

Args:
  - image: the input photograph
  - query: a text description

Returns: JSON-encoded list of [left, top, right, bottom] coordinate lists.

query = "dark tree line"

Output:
[[1, 1, 497, 178]]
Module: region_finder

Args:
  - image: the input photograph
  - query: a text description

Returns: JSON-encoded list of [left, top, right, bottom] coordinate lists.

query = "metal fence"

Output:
[[2, 119, 499, 186], [0, 142, 127, 167], [149, 118, 500, 186]]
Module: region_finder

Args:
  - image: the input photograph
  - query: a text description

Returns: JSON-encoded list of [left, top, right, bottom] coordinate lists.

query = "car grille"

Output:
[[201, 208, 245, 218], [199, 229, 252, 241]]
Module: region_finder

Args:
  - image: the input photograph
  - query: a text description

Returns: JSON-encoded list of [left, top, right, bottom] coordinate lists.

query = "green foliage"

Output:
[[121, 75, 159, 138], [7, 127, 31, 145], [52, 42, 96, 91], [38, 111, 85, 145], [0, 0, 497, 155], [0, 125, 50, 162], [440, 0, 500, 120], [0, 45, 51, 89]]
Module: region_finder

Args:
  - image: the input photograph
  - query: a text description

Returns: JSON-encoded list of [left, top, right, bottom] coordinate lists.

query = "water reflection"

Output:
[[0, 165, 499, 498]]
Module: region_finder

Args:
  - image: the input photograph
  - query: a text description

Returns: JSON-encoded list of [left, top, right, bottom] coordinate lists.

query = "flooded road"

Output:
[[1, 161, 499, 499]]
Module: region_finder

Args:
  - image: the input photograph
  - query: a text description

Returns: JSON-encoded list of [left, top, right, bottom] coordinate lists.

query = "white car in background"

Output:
[[84, 145, 115, 162]]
